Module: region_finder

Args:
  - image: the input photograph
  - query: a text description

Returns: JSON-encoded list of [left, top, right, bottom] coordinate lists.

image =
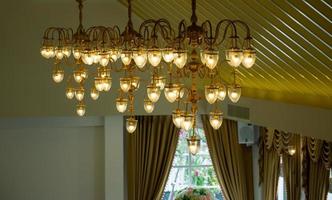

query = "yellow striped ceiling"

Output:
[[120, 0, 332, 108]]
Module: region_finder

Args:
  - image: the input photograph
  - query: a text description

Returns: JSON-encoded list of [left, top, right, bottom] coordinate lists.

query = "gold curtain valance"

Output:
[[302, 137, 332, 170]]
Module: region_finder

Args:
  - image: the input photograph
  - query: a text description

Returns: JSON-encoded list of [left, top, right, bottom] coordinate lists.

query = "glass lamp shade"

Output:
[[75, 87, 85, 101], [65, 87, 75, 99], [126, 117, 138, 133], [228, 84, 242, 103], [55, 48, 64, 60], [90, 87, 99, 100], [92, 52, 101, 64], [147, 84, 161, 103], [102, 77, 112, 92], [115, 98, 128, 113], [130, 77, 140, 91], [173, 50, 188, 69], [226, 48, 244, 67], [121, 51, 132, 66], [120, 78, 131, 93], [154, 76, 166, 90], [187, 135, 201, 155], [95, 78, 104, 92], [109, 49, 119, 62], [205, 85, 218, 104], [144, 99, 154, 113], [217, 84, 227, 101], [181, 114, 194, 131], [133, 49, 148, 68], [204, 50, 219, 70], [76, 102, 86, 116], [172, 109, 184, 128], [73, 48, 81, 60], [164, 84, 180, 103], [148, 48, 162, 67], [52, 69, 64, 83], [99, 54, 110, 67], [40, 46, 55, 59], [288, 146, 296, 156], [82, 53, 94, 65], [200, 50, 206, 65], [62, 47, 71, 58], [162, 49, 174, 63], [209, 111, 223, 130], [242, 49, 256, 69], [73, 70, 83, 83]]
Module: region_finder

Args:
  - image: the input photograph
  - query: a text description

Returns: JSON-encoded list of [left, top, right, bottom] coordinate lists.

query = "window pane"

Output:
[[173, 154, 189, 166], [191, 167, 219, 187], [191, 154, 212, 166]]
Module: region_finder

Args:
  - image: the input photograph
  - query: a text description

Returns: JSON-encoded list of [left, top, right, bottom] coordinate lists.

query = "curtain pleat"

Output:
[[262, 148, 280, 200], [283, 134, 301, 200], [201, 116, 251, 200], [127, 115, 179, 200]]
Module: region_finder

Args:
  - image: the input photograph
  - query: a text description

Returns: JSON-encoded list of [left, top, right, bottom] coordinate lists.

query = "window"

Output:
[[277, 157, 287, 200], [163, 128, 223, 200], [327, 169, 332, 200]]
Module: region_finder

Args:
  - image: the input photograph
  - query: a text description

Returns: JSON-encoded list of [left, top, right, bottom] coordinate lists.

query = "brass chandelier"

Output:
[[40, 0, 256, 138]]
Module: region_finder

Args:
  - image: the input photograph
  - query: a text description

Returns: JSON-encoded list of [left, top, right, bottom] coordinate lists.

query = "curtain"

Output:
[[282, 134, 301, 200], [302, 137, 331, 200], [127, 115, 179, 200], [259, 128, 302, 200], [202, 116, 251, 200]]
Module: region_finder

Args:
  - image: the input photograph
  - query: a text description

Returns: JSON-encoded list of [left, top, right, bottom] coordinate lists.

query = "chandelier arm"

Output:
[[139, 19, 157, 36], [177, 20, 187, 39], [213, 20, 235, 46], [152, 19, 173, 40], [232, 20, 252, 39]]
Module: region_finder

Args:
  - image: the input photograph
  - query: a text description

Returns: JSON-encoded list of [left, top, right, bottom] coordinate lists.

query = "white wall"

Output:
[[0, 118, 105, 200]]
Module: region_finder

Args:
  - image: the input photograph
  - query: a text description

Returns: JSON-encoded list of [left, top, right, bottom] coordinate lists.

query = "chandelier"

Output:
[[40, 0, 256, 137]]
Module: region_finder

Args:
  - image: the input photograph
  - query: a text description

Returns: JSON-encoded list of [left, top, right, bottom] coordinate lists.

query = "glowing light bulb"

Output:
[[130, 77, 140, 90], [40, 46, 55, 59], [99, 54, 110, 67], [75, 87, 85, 101], [76, 102, 86, 116], [205, 85, 218, 104], [82, 53, 94, 65], [120, 78, 131, 93], [164, 84, 180, 103], [242, 49, 256, 69], [94, 78, 103, 92], [102, 78, 112, 92], [144, 99, 154, 113], [121, 51, 132, 66], [52, 69, 64, 83], [55, 48, 64, 60], [228, 84, 241, 103], [65, 87, 75, 99], [173, 51, 187, 69], [226, 48, 243, 67], [133, 49, 147, 68], [187, 134, 201, 155], [90, 87, 99, 100], [116, 98, 128, 113], [73, 70, 83, 83], [162, 49, 174, 63], [73, 48, 81, 60], [92, 52, 101, 64], [288, 146, 296, 156], [209, 111, 223, 130], [148, 49, 162, 67], [204, 50, 219, 70], [172, 109, 184, 128], [181, 114, 194, 131], [217, 84, 227, 101], [126, 117, 138, 133], [62, 47, 71, 58], [109, 49, 119, 62], [147, 84, 161, 103]]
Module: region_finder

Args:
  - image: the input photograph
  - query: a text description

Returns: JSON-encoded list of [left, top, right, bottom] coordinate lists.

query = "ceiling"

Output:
[[120, 0, 332, 108]]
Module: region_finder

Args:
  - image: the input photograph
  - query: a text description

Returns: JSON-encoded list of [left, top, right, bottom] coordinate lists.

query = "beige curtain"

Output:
[[302, 137, 331, 200], [127, 115, 179, 200], [282, 134, 301, 200], [202, 116, 251, 200]]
